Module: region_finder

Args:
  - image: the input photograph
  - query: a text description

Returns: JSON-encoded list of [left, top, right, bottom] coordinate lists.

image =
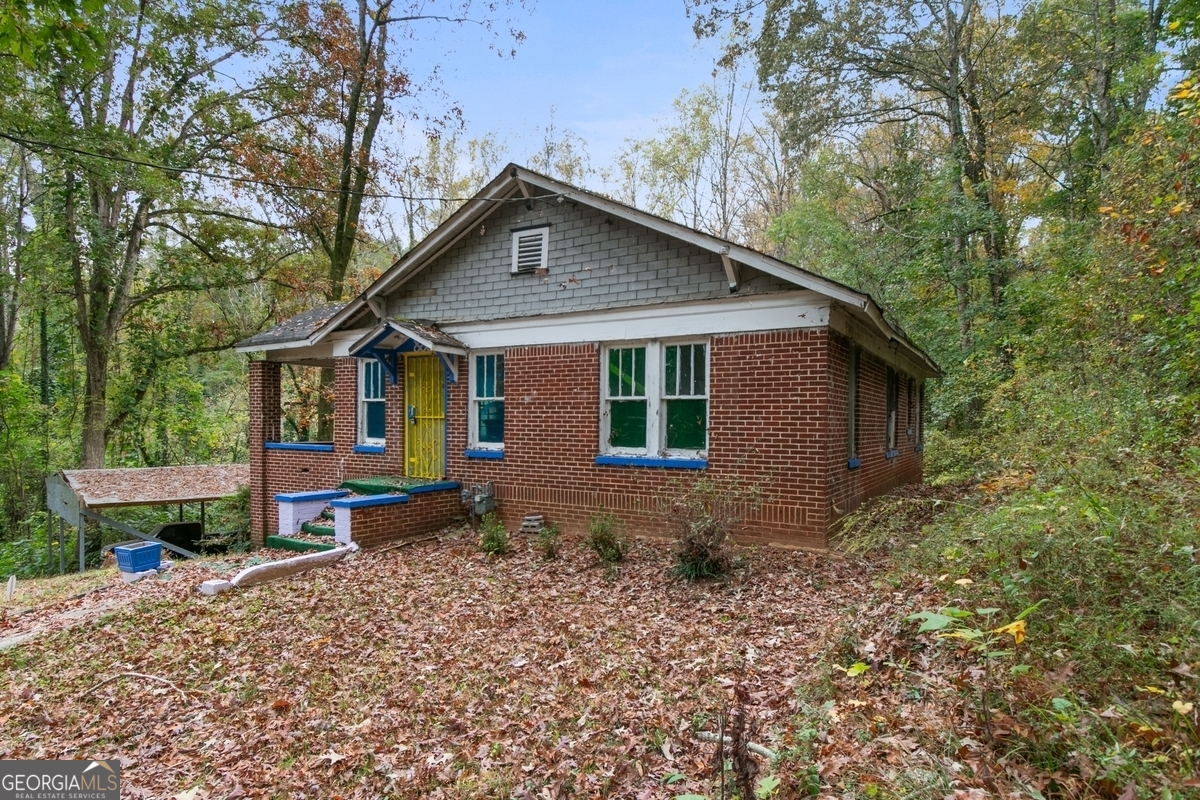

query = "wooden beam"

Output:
[[80, 509, 198, 559], [721, 254, 740, 292]]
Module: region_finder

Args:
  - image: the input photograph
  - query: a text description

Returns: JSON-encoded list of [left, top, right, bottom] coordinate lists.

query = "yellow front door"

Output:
[[404, 353, 445, 478]]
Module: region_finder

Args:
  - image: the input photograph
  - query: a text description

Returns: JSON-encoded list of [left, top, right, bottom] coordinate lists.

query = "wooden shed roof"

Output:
[[61, 464, 250, 509]]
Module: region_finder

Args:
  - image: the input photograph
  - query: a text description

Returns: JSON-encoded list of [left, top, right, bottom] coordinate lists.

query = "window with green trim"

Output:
[[359, 359, 386, 444], [605, 346, 647, 449], [662, 343, 707, 452], [471, 352, 505, 448], [601, 341, 709, 457]]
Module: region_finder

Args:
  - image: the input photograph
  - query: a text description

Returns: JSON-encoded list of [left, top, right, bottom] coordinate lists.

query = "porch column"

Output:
[[249, 359, 281, 547], [333, 357, 359, 454]]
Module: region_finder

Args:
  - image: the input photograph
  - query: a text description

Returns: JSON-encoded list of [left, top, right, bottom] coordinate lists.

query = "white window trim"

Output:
[[510, 226, 549, 274], [468, 350, 505, 450], [599, 339, 709, 459], [358, 360, 386, 446], [660, 340, 710, 458]]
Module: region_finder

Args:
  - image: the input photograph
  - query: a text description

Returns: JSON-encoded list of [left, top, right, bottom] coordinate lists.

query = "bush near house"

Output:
[[478, 512, 509, 557], [586, 510, 627, 563]]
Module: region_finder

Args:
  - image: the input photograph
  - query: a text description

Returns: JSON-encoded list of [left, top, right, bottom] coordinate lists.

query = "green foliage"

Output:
[[0, 0, 104, 67], [586, 511, 627, 563], [199, 484, 251, 553], [478, 513, 509, 558], [0, 511, 61, 578], [0, 371, 47, 535], [535, 523, 560, 561]]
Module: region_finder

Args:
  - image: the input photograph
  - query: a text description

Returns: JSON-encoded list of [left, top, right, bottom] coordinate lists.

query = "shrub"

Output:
[[586, 511, 627, 563], [659, 476, 761, 581], [478, 513, 509, 557], [536, 523, 560, 560]]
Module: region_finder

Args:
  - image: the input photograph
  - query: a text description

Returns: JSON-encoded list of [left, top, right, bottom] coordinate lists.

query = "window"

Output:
[[847, 347, 860, 458], [511, 226, 549, 273], [886, 366, 899, 452], [605, 346, 647, 449], [662, 343, 708, 452], [907, 377, 915, 434], [470, 353, 505, 448], [601, 341, 708, 456], [917, 382, 925, 445], [359, 359, 386, 444]]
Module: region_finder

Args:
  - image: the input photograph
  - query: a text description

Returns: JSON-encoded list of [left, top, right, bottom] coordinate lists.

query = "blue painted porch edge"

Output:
[[330, 493, 410, 509], [463, 449, 504, 460], [405, 480, 461, 494], [265, 442, 334, 452], [275, 489, 350, 503], [353, 444, 386, 454]]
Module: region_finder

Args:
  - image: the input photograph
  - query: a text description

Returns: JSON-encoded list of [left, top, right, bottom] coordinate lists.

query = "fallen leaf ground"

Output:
[[0, 533, 971, 799]]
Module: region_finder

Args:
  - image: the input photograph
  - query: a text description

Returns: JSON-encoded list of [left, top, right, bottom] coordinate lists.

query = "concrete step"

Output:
[[300, 521, 336, 537]]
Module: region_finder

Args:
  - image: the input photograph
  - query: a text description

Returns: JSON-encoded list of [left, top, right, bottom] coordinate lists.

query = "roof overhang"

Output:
[[303, 164, 938, 377], [348, 319, 467, 383]]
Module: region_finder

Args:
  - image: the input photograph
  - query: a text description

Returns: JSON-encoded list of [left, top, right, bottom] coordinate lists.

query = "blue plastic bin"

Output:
[[113, 541, 162, 573]]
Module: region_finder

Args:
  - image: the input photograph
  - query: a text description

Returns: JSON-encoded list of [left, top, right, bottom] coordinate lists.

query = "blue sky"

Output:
[[399, 1, 729, 176]]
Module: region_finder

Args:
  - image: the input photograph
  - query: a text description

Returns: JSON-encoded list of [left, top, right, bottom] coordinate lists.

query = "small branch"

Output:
[[694, 730, 777, 760], [85, 671, 190, 702]]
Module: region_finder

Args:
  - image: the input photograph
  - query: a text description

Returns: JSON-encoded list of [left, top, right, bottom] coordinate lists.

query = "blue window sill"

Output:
[[594, 455, 708, 470], [330, 493, 409, 509], [353, 444, 386, 454], [464, 449, 504, 460], [885, 449, 900, 460], [265, 442, 334, 453], [914, 444, 925, 453], [405, 480, 460, 494], [275, 489, 349, 503], [847, 457, 861, 470]]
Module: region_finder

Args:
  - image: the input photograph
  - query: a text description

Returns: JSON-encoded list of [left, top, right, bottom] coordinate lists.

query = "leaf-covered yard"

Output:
[[0, 531, 973, 799]]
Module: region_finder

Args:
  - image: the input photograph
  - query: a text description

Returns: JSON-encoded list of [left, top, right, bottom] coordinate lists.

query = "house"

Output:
[[234, 165, 940, 551]]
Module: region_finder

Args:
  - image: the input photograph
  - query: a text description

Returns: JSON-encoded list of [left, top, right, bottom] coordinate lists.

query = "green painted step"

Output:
[[338, 475, 440, 496], [319, 510, 335, 521], [265, 535, 336, 553], [301, 521, 335, 537]]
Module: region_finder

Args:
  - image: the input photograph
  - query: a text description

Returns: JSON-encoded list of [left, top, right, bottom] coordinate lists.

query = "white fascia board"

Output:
[[861, 302, 940, 376], [440, 291, 829, 350], [516, 169, 869, 309], [264, 342, 333, 361], [234, 339, 311, 354], [830, 305, 939, 379]]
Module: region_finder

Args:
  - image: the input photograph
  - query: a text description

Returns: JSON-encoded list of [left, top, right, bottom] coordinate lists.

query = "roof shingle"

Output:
[[234, 303, 346, 350]]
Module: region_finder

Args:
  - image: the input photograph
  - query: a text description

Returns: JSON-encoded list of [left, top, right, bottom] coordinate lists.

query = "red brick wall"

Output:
[[442, 331, 831, 549], [343, 491, 463, 549], [249, 326, 925, 550], [825, 331, 923, 524]]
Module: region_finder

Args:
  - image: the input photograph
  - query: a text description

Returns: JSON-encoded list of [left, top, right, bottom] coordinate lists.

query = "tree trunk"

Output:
[[81, 344, 109, 469], [955, 276, 972, 353]]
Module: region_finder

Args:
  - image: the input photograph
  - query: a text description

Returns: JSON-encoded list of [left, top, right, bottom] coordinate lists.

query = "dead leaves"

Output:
[[0, 536, 867, 798]]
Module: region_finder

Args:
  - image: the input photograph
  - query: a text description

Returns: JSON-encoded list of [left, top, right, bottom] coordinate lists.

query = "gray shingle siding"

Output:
[[384, 196, 792, 322]]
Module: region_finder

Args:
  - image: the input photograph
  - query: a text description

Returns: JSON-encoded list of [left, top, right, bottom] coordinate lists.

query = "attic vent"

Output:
[[511, 226, 549, 274]]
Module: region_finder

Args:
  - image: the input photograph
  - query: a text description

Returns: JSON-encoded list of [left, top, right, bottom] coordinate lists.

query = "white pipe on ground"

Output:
[[198, 543, 358, 596]]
